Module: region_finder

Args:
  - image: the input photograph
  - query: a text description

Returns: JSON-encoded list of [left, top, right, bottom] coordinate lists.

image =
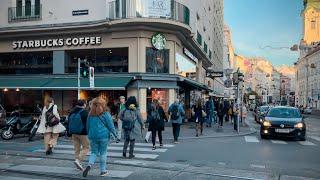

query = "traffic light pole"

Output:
[[77, 58, 80, 100]]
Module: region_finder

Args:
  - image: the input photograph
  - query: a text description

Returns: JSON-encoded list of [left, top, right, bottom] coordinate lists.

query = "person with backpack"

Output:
[[217, 102, 225, 128], [83, 97, 119, 177], [68, 100, 89, 171], [205, 97, 214, 127], [168, 99, 185, 144], [37, 97, 65, 155], [148, 100, 167, 150], [120, 96, 144, 159]]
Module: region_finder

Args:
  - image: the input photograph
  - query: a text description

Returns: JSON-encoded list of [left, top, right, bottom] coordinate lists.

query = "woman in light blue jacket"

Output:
[[83, 97, 119, 177]]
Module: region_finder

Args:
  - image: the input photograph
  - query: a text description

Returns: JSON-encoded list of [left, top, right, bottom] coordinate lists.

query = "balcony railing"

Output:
[[8, 5, 42, 23], [108, 0, 190, 25]]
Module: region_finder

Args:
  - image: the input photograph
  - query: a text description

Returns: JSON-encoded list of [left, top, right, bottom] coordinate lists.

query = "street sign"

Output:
[[224, 79, 232, 88], [89, 67, 94, 88]]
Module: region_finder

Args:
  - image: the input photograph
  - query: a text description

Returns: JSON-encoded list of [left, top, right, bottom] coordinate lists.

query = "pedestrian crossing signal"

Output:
[[80, 61, 89, 78]]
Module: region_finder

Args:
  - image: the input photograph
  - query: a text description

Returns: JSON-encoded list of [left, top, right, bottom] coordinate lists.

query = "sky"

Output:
[[224, 0, 304, 67]]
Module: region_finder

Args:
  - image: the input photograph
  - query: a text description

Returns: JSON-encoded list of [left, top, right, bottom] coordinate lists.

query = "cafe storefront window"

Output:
[[0, 51, 53, 74], [147, 88, 169, 111], [66, 48, 128, 73], [175, 53, 196, 80], [146, 47, 169, 73]]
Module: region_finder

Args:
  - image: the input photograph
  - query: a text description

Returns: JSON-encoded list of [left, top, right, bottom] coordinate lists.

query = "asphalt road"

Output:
[[0, 113, 319, 179]]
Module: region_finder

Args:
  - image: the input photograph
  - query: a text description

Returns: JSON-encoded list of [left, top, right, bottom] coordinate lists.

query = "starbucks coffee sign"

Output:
[[12, 36, 101, 49]]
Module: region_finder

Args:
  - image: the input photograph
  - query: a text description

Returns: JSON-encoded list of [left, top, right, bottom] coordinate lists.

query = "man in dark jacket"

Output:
[[68, 100, 89, 171]]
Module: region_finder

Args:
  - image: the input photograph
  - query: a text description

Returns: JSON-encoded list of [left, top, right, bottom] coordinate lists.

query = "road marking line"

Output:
[[56, 143, 174, 149], [6, 165, 133, 178], [298, 141, 316, 146], [54, 144, 167, 152], [218, 162, 226, 166], [34, 149, 158, 159], [111, 142, 175, 148], [270, 140, 287, 144], [250, 164, 266, 169], [308, 136, 320, 142], [25, 157, 43, 161], [244, 136, 260, 143]]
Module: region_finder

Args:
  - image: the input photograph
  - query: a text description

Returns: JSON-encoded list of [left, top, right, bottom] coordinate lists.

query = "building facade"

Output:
[[0, 0, 224, 119], [295, 0, 320, 109]]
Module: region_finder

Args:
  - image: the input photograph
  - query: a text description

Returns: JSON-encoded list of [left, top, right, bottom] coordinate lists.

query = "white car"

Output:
[[304, 107, 312, 114]]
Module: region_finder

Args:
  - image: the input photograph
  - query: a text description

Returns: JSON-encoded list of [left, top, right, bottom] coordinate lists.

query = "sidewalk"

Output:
[[160, 116, 257, 141]]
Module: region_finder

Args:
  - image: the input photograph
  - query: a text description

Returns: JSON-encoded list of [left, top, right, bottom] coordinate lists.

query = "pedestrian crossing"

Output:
[[33, 142, 175, 161], [16, 142, 176, 178], [244, 135, 320, 146]]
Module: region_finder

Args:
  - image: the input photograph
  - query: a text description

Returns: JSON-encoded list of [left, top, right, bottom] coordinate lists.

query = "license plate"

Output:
[[275, 129, 290, 133]]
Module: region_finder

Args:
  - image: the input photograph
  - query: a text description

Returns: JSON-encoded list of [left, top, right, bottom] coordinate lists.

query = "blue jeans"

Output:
[[206, 112, 213, 126], [88, 139, 108, 173]]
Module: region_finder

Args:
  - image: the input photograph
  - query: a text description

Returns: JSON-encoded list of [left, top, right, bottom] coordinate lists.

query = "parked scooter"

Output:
[[28, 105, 42, 141], [1, 106, 41, 140]]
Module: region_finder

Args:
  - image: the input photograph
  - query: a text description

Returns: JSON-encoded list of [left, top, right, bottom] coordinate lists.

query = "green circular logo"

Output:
[[151, 33, 166, 50]]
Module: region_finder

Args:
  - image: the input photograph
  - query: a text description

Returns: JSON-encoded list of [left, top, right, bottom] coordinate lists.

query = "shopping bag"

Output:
[[145, 131, 151, 143]]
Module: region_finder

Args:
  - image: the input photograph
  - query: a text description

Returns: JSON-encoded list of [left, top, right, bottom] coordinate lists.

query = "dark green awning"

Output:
[[0, 76, 132, 90]]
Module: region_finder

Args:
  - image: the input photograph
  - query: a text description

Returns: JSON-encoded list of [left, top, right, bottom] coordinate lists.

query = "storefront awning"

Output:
[[0, 76, 132, 90], [179, 78, 210, 91]]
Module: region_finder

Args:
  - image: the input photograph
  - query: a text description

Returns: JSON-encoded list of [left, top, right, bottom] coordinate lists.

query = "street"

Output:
[[0, 113, 319, 180]]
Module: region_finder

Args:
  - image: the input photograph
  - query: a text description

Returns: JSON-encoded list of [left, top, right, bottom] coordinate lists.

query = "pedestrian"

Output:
[[233, 103, 240, 131], [37, 97, 66, 155], [168, 99, 185, 144], [224, 100, 230, 122], [116, 96, 126, 139], [228, 102, 234, 124], [120, 96, 144, 159], [242, 104, 248, 126], [193, 98, 205, 137], [148, 100, 167, 150], [83, 97, 119, 177], [205, 97, 214, 127], [217, 102, 225, 128], [68, 99, 89, 171]]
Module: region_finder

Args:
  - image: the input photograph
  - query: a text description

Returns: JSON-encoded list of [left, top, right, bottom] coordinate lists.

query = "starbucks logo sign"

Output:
[[151, 33, 166, 50]]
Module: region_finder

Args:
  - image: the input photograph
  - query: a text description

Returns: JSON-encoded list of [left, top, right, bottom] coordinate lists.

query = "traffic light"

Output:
[[80, 61, 89, 78]]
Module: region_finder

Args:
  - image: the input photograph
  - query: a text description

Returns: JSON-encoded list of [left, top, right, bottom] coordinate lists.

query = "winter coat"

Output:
[[86, 112, 117, 141], [119, 107, 144, 140], [68, 106, 88, 135], [148, 106, 167, 131], [37, 103, 66, 134], [168, 103, 185, 124], [193, 105, 205, 123]]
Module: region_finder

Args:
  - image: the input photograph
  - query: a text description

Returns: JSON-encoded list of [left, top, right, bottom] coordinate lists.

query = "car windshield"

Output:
[[267, 108, 302, 118]]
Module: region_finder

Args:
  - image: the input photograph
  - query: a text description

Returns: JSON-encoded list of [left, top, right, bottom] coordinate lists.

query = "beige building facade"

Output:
[[0, 0, 223, 119]]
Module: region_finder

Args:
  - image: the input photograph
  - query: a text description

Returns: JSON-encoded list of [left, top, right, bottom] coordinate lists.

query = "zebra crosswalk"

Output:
[[33, 142, 174, 160], [244, 135, 320, 146]]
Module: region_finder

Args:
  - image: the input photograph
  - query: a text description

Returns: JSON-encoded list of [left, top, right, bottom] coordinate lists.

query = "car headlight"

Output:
[[263, 121, 271, 127], [294, 122, 304, 128]]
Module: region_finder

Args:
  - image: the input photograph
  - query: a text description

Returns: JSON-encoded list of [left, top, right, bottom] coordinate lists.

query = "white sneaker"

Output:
[[74, 160, 84, 171]]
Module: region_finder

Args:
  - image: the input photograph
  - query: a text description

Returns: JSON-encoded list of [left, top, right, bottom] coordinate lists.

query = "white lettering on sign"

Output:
[[12, 37, 102, 49]]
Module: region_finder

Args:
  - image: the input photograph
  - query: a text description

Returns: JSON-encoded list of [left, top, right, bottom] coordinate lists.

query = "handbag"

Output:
[[45, 105, 60, 127], [201, 110, 207, 117]]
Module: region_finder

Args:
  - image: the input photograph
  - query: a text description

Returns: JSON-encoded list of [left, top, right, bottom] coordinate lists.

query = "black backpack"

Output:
[[151, 109, 161, 122], [171, 105, 180, 120]]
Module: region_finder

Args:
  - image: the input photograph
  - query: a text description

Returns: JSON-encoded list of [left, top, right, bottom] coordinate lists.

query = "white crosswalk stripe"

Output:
[[308, 136, 320, 142], [5, 165, 133, 178], [244, 136, 260, 143], [34, 143, 175, 160], [270, 140, 287, 144], [298, 141, 316, 146]]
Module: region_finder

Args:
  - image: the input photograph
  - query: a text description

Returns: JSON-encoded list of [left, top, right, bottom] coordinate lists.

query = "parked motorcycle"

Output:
[[1, 106, 41, 140]]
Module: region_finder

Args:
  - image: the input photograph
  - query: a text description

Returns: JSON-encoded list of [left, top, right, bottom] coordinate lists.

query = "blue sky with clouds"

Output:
[[224, 0, 303, 67]]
